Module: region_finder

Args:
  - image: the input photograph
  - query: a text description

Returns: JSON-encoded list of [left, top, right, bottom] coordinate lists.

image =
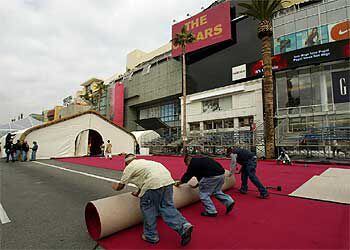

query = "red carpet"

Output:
[[98, 191, 349, 249], [57, 156, 349, 249], [57, 156, 338, 194]]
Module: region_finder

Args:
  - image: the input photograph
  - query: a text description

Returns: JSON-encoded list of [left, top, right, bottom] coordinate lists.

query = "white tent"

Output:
[[1, 111, 136, 159], [131, 130, 160, 146]]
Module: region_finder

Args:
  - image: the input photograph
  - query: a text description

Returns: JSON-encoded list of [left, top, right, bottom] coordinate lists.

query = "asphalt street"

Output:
[[0, 159, 134, 249]]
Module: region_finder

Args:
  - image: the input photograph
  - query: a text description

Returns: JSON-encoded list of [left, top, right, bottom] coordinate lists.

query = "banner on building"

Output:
[[274, 19, 349, 55], [332, 70, 350, 104], [172, 2, 232, 57], [232, 64, 246, 81], [248, 39, 350, 77], [329, 20, 350, 42]]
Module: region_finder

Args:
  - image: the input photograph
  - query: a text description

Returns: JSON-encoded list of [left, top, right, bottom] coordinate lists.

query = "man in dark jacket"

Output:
[[14, 140, 22, 161], [5, 141, 15, 163], [21, 141, 30, 161], [227, 147, 269, 198], [175, 155, 235, 217]]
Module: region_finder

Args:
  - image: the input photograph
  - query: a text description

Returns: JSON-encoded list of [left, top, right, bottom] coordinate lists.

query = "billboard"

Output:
[[274, 19, 350, 55], [172, 2, 232, 57], [248, 39, 350, 77]]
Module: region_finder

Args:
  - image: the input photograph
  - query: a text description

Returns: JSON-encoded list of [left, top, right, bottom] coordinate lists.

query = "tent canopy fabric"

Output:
[[131, 130, 160, 146], [1, 111, 136, 160]]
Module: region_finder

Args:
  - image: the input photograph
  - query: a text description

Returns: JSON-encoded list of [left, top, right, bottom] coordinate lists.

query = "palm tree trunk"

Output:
[[261, 36, 275, 159], [182, 50, 187, 155]]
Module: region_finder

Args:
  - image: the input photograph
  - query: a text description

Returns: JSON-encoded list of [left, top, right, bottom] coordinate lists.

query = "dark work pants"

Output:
[[240, 158, 268, 195]]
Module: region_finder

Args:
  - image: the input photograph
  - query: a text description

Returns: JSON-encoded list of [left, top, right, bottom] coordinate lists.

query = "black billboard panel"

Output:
[[247, 39, 350, 77]]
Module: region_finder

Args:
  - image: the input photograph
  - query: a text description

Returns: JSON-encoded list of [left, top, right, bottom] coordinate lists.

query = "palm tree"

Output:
[[239, 0, 286, 159], [173, 25, 196, 154]]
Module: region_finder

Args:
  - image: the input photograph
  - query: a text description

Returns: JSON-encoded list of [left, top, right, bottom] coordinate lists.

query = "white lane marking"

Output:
[[33, 161, 137, 188], [0, 203, 11, 224]]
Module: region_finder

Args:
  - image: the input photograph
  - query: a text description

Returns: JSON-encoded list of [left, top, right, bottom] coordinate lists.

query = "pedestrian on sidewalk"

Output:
[[112, 154, 193, 245], [30, 141, 38, 161], [21, 141, 29, 161], [227, 147, 269, 199], [14, 140, 22, 161], [105, 140, 112, 160], [175, 155, 235, 217]]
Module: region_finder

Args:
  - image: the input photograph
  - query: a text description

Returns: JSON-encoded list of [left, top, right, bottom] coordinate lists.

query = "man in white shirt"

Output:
[[112, 154, 193, 245]]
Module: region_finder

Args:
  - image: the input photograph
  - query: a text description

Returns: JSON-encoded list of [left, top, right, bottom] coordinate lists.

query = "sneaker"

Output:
[[259, 193, 270, 199], [141, 234, 159, 244], [226, 201, 235, 215], [201, 211, 218, 217], [181, 224, 193, 246], [239, 189, 248, 194]]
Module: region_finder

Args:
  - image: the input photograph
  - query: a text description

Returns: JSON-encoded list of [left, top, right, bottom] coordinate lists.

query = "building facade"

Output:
[[122, 49, 182, 138], [272, 0, 350, 157]]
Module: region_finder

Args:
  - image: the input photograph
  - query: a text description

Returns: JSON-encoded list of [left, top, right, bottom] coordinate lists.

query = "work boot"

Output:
[[226, 200, 235, 215], [239, 189, 248, 194], [258, 193, 270, 199], [141, 234, 159, 244], [181, 224, 193, 246], [201, 211, 218, 217]]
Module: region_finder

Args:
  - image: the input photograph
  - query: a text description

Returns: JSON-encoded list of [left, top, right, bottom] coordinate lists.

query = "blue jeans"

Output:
[[16, 150, 21, 161], [22, 151, 27, 161], [241, 157, 268, 195], [140, 185, 191, 243], [199, 174, 234, 214], [31, 151, 37, 161]]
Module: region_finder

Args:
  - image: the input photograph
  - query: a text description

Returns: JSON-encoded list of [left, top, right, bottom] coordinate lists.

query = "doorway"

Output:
[[75, 129, 103, 156]]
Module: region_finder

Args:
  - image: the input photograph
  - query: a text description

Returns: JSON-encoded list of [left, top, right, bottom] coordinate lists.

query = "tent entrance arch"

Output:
[[75, 129, 103, 156]]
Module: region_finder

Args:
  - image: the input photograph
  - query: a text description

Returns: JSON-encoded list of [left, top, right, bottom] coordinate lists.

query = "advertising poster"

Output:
[[332, 70, 350, 104], [329, 20, 350, 42], [172, 2, 232, 57]]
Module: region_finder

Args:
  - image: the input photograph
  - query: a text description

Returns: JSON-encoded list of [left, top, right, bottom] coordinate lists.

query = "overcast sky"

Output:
[[0, 0, 215, 124]]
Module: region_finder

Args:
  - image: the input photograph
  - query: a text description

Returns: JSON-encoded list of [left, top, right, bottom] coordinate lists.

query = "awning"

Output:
[[135, 118, 169, 130]]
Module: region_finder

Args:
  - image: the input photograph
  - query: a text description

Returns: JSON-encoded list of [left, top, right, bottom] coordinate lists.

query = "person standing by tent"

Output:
[[175, 155, 235, 217], [112, 154, 193, 245], [105, 140, 112, 160], [5, 141, 15, 163], [30, 141, 38, 161], [100, 141, 105, 157], [21, 141, 30, 161], [226, 147, 269, 199], [14, 140, 22, 161]]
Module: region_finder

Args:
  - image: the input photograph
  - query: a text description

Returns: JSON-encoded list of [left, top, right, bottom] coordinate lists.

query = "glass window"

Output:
[[311, 67, 322, 106], [298, 69, 312, 107], [276, 72, 288, 109], [307, 15, 319, 28], [204, 121, 213, 130], [224, 119, 234, 128], [189, 123, 200, 131], [239, 116, 253, 127], [286, 71, 300, 108], [213, 120, 223, 129]]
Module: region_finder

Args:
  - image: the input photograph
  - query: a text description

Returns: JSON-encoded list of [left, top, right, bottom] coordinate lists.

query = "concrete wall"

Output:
[[126, 43, 172, 71], [59, 104, 91, 119], [124, 56, 182, 131]]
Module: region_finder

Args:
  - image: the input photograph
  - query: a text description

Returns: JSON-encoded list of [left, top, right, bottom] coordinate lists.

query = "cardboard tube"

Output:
[[85, 171, 235, 240]]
